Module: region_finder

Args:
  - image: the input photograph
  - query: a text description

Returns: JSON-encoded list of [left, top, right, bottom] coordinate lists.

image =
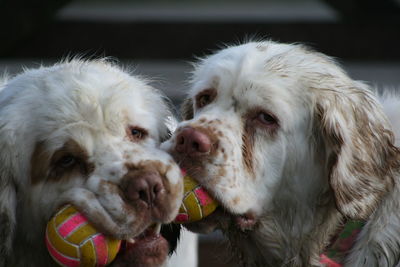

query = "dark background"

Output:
[[1, 0, 399, 266]]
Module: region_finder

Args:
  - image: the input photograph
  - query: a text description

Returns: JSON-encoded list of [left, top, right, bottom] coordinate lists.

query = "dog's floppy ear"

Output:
[[315, 82, 400, 220], [180, 98, 194, 120]]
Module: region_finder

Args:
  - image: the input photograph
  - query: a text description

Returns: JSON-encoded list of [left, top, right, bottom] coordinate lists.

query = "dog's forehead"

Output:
[[191, 42, 309, 96], [53, 62, 162, 130], [10, 61, 167, 152], [190, 43, 312, 128]]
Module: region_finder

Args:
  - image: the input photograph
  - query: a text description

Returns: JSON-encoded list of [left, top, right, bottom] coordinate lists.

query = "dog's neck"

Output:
[[11, 225, 53, 267], [343, 180, 400, 266], [229, 200, 342, 266], [9, 199, 53, 266], [226, 165, 344, 267], [227, 172, 400, 267]]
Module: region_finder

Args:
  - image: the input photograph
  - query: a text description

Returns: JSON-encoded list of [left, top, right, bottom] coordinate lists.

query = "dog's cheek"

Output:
[[160, 139, 174, 152]]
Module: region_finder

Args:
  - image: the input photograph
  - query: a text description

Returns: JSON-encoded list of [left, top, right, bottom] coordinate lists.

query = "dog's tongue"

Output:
[[115, 229, 169, 267]]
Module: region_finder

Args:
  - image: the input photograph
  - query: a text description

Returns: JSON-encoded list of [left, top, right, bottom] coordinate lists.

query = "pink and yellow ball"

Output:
[[45, 205, 121, 267], [174, 175, 218, 223]]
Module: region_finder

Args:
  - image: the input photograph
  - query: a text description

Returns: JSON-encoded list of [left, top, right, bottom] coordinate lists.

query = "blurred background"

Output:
[[1, 0, 399, 266]]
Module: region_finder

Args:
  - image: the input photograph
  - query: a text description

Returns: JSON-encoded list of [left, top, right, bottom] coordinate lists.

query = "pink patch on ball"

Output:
[[175, 214, 189, 223], [45, 234, 80, 267], [58, 213, 87, 238], [194, 187, 213, 206], [181, 169, 187, 176], [320, 254, 342, 267], [93, 234, 108, 265]]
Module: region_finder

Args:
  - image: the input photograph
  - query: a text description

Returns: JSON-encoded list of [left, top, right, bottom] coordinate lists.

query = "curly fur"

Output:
[[0, 59, 183, 266], [164, 40, 400, 266]]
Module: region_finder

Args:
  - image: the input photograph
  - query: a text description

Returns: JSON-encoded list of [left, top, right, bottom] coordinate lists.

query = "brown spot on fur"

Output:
[[122, 160, 183, 219], [199, 118, 206, 123], [218, 166, 227, 177], [31, 139, 94, 185], [241, 122, 255, 175], [126, 160, 168, 177], [316, 90, 400, 219], [207, 176, 219, 188], [180, 98, 194, 120], [30, 141, 51, 185], [231, 197, 241, 205]]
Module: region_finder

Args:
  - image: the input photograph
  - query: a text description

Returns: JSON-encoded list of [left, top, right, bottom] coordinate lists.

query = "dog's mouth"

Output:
[[174, 157, 259, 233], [61, 192, 181, 267], [112, 223, 169, 267]]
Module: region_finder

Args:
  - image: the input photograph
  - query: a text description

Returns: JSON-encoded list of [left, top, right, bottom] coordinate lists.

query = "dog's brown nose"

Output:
[[175, 127, 211, 156], [125, 172, 165, 207]]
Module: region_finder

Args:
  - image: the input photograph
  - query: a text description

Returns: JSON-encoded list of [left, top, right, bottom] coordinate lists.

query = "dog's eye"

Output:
[[257, 112, 278, 126], [129, 126, 148, 141], [195, 89, 217, 109], [197, 94, 211, 108], [57, 155, 77, 168]]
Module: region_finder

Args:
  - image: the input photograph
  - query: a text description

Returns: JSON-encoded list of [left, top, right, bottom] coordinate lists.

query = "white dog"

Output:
[[163, 41, 400, 266], [0, 59, 184, 267]]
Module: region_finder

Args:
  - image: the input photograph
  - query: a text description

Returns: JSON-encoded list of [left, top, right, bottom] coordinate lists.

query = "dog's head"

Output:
[[0, 60, 183, 266], [164, 41, 399, 238]]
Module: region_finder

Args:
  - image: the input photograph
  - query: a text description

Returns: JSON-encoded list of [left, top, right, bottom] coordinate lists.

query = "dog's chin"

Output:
[[175, 159, 259, 234], [184, 207, 258, 235], [184, 208, 228, 234], [110, 224, 181, 267], [112, 229, 168, 267]]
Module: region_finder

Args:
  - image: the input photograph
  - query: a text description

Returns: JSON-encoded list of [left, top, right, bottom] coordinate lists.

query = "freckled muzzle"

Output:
[[120, 168, 177, 222], [111, 161, 183, 267], [175, 127, 213, 156], [70, 160, 183, 267], [171, 123, 259, 233]]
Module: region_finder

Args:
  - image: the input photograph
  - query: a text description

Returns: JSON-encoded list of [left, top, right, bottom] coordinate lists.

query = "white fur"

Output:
[[380, 92, 400, 146], [167, 230, 198, 267], [0, 60, 183, 266], [165, 41, 400, 266]]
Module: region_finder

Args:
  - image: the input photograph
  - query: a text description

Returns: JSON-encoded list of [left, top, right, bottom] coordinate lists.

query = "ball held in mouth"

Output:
[[45, 204, 121, 267], [174, 175, 218, 223]]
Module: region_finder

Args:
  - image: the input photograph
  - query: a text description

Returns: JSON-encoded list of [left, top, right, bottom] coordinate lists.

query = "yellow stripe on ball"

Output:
[[174, 175, 218, 223], [66, 223, 97, 244], [184, 192, 203, 221], [106, 237, 121, 264], [45, 205, 121, 267], [80, 240, 97, 266], [46, 217, 80, 258], [54, 205, 79, 227]]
